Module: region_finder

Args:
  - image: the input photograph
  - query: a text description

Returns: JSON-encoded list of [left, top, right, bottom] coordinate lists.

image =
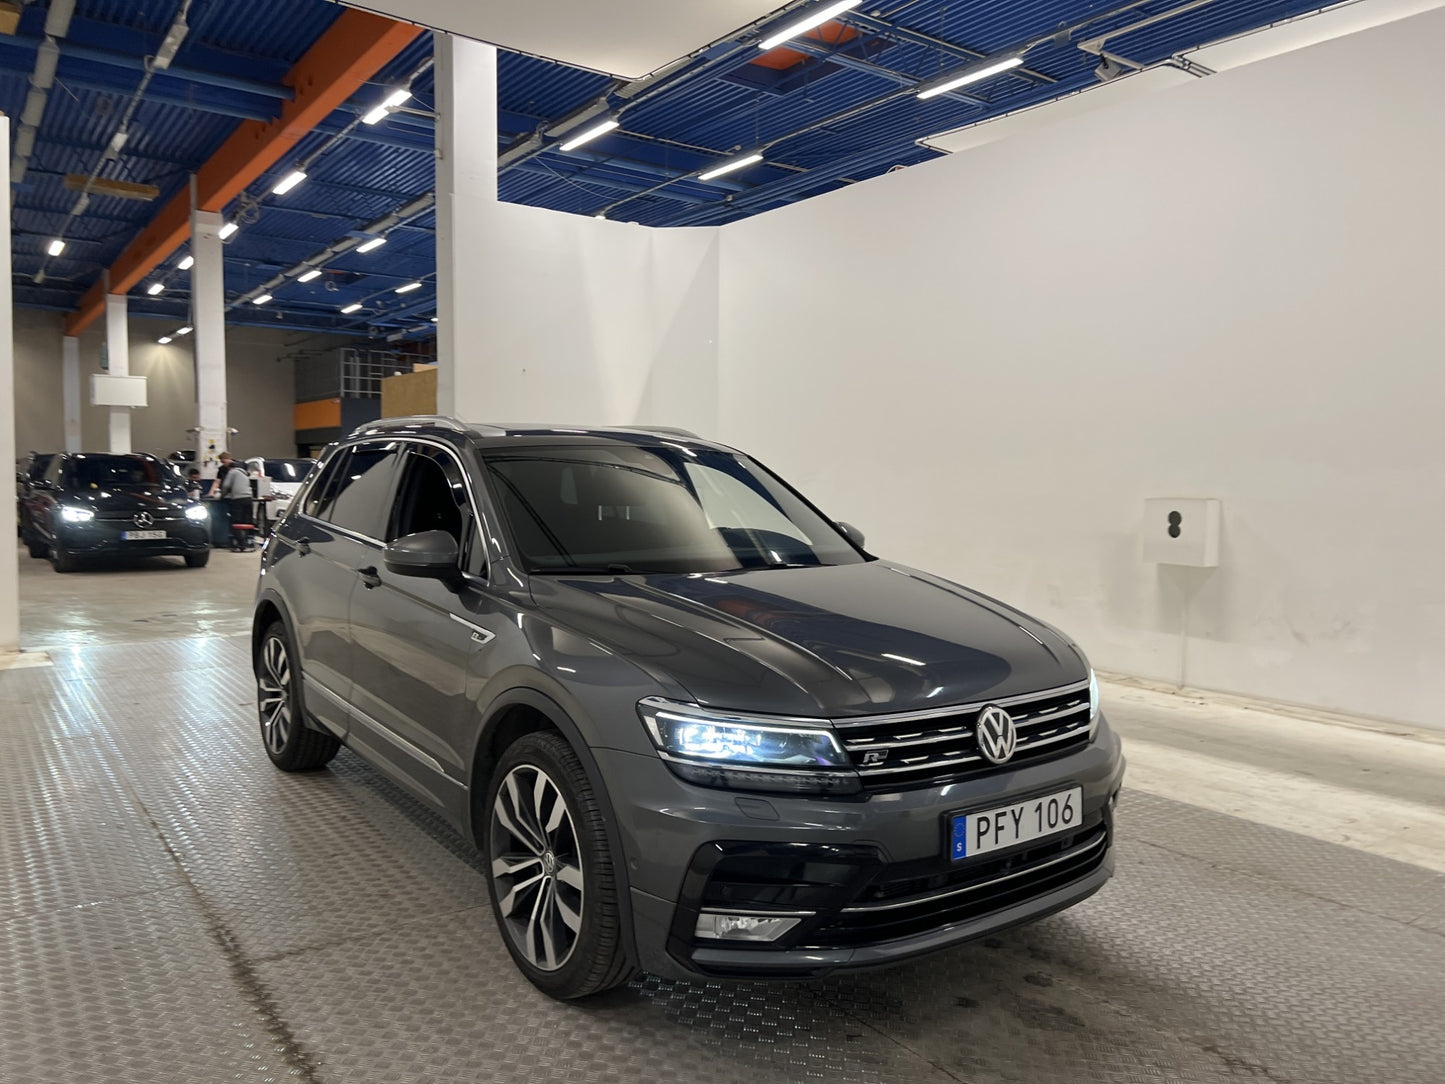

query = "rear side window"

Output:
[[305, 442, 401, 539]]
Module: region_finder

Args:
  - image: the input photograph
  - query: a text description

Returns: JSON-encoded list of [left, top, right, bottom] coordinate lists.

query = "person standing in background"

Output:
[[216, 456, 254, 550]]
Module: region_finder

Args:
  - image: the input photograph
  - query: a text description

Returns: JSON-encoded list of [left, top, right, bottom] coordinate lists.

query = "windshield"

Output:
[[483, 444, 865, 574], [67, 455, 173, 490], [263, 459, 317, 483]]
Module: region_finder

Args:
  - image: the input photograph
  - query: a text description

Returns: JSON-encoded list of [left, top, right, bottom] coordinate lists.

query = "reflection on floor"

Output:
[[3, 556, 1442, 1082]]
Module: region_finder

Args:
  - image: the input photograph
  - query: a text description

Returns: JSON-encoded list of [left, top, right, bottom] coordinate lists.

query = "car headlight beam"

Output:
[[185, 504, 210, 521], [59, 506, 95, 523]]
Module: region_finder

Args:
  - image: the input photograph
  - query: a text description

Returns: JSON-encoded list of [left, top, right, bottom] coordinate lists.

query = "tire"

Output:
[[26, 538, 48, 559], [51, 546, 78, 573], [185, 550, 210, 568], [255, 622, 340, 771], [485, 731, 634, 1000]]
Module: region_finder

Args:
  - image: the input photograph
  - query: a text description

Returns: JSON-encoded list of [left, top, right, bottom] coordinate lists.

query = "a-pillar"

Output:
[[0, 115, 17, 654], [434, 31, 497, 417], [105, 294, 131, 454], [191, 209, 228, 475], [62, 336, 82, 451]]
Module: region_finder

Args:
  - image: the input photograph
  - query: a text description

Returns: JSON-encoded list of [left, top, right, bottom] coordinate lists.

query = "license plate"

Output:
[[122, 530, 166, 540], [950, 787, 1083, 861]]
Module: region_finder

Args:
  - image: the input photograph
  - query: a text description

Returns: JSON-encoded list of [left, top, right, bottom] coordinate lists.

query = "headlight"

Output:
[[185, 504, 209, 521], [59, 506, 94, 523], [637, 697, 859, 795], [1088, 668, 1100, 736]]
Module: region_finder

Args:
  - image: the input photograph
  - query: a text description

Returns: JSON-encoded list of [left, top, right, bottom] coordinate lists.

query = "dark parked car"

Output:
[[20, 452, 213, 571], [252, 417, 1124, 999], [15, 451, 55, 531]]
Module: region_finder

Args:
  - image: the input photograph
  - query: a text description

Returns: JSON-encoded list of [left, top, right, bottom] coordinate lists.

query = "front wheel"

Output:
[[50, 545, 78, 573], [184, 550, 210, 568], [25, 537, 48, 559], [255, 622, 339, 771], [485, 732, 633, 999]]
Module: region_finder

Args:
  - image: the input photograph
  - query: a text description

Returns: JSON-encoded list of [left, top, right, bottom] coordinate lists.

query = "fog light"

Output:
[[694, 912, 803, 942]]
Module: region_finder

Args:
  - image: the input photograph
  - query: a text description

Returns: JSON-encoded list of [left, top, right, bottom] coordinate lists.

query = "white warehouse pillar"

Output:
[[62, 335, 82, 451], [433, 31, 497, 418], [0, 115, 18, 654], [191, 209, 228, 475], [105, 294, 131, 454]]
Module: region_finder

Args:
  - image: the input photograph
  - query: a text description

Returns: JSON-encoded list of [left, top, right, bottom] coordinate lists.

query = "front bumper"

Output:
[[56, 521, 211, 555], [600, 719, 1125, 980]]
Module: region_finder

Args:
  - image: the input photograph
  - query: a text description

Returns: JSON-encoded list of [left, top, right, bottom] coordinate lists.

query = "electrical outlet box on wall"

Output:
[[90, 374, 148, 408], [1143, 498, 1220, 567]]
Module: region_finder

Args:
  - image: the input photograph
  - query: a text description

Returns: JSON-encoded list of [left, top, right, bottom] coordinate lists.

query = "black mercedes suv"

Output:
[[252, 417, 1124, 999], [20, 452, 212, 571]]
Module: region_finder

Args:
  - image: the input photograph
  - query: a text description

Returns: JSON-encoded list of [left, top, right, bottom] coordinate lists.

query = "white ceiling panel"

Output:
[[1185, 0, 1445, 72], [342, 0, 788, 79]]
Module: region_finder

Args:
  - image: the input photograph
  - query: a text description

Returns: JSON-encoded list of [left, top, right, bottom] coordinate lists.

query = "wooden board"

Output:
[[380, 367, 438, 417]]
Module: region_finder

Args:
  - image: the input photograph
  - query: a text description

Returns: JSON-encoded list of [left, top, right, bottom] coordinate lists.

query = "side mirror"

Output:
[[384, 530, 461, 581], [836, 521, 866, 550]]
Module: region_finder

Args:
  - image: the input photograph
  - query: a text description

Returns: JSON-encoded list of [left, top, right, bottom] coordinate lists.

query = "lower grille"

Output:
[[805, 817, 1109, 947], [836, 679, 1093, 789]]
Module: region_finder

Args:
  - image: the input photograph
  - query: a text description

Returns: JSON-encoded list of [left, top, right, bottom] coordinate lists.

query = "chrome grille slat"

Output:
[[835, 681, 1093, 789]]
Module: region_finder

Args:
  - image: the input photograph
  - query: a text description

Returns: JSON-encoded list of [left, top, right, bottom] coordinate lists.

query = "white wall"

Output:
[[457, 201, 720, 435], [456, 9, 1445, 727], [715, 9, 1445, 727]]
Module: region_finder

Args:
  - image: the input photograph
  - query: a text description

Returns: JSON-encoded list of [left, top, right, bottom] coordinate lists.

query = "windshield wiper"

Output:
[[529, 563, 647, 575]]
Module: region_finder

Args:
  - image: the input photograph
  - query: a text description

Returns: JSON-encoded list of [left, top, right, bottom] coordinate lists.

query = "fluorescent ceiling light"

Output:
[[560, 117, 620, 152], [253, 294, 273, 306], [699, 152, 763, 181], [176, 326, 193, 335], [430, 316, 438, 323], [341, 302, 362, 314], [177, 254, 194, 270], [356, 236, 386, 253], [296, 268, 322, 283], [47, 238, 65, 256], [218, 221, 239, 239], [146, 282, 164, 296], [759, 0, 862, 50], [917, 55, 1024, 100], [271, 169, 306, 195], [157, 336, 172, 345], [395, 281, 422, 293], [362, 87, 411, 125]]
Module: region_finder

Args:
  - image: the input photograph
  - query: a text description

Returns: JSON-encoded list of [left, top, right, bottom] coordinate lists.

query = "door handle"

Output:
[[296, 538, 311, 556], [357, 565, 382, 589]]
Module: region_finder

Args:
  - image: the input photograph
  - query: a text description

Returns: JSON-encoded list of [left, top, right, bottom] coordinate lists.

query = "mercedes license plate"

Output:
[[122, 530, 166, 541], [950, 787, 1082, 861]]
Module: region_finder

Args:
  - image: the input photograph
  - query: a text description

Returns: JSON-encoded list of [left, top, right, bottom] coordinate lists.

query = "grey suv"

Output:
[[252, 417, 1124, 999]]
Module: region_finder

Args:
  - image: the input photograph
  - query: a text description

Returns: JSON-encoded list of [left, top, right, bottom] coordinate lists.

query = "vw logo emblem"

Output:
[[976, 705, 1017, 765], [133, 511, 154, 528]]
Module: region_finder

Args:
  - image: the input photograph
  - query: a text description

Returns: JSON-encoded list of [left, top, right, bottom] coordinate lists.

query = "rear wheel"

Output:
[[485, 731, 633, 1000], [256, 622, 340, 771], [184, 550, 210, 568]]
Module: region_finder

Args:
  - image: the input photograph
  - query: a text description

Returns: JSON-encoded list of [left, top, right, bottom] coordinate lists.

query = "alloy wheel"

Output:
[[489, 764, 584, 971], [257, 635, 293, 755]]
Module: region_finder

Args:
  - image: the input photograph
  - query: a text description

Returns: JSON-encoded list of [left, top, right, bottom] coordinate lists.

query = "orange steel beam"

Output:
[[65, 9, 423, 336]]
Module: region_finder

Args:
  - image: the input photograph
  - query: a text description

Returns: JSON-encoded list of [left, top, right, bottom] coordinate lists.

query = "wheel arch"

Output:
[[469, 686, 639, 970]]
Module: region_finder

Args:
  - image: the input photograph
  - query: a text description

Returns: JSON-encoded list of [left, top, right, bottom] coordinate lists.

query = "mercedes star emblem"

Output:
[[133, 511, 154, 528]]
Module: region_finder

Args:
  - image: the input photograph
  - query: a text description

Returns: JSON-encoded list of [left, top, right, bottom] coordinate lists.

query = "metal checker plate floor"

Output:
[[1, 636, 1441, 1084]]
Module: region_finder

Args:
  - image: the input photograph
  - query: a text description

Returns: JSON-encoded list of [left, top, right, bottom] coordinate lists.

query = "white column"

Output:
[[62, 335, 82, 452], [434, 31, 497, 418], [191, 209, 228, 476], [0, 116, 18, 654], [105, 294, 131, 454]]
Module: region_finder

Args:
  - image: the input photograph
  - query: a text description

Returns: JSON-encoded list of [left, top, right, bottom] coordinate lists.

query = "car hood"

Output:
[[528, 561, 1086, 718], [64, 487, 189, 513]]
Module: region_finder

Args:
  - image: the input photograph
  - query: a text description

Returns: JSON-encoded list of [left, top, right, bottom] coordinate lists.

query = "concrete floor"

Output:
[[3, 552, 1442, 1083]]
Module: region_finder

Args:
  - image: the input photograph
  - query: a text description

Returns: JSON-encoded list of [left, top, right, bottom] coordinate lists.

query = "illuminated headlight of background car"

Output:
[[185, 504, 210, 521], [59, 506, 95, 523], [637, 697, 860, 796]]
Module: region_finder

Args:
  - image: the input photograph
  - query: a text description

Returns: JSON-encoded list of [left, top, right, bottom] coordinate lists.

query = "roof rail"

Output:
[[348, 415, 472, 437], [624, 425, 701, 439]]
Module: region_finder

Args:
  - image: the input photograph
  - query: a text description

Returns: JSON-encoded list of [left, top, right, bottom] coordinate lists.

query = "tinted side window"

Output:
[[310, 443, 401, 539], [389, 449, 465, 545], [302, 450, 349, 519]]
